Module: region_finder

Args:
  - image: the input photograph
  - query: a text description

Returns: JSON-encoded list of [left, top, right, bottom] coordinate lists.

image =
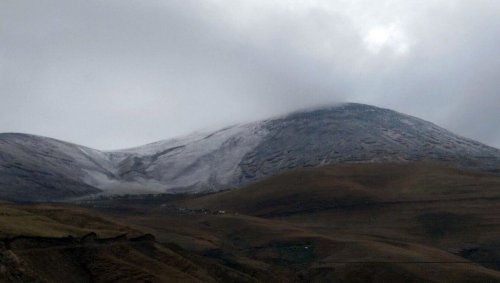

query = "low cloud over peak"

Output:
[[1, 0, 499, 149]]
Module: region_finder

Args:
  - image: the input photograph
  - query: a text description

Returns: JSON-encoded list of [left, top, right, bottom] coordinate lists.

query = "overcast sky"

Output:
[[1, 0, 500, 150]]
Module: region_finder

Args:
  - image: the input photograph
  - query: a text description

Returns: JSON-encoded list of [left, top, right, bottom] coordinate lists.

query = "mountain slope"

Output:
[[180, 163, 500, 217], [0, 134, 117, 201], [112, 103, 500, 192], [84, 163, 500, 282], [236, 104, 500, 183], [109, 122, 268, 192], [1, 103, 499, 201]]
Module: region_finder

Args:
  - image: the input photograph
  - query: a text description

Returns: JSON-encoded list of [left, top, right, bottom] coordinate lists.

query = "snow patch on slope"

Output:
[[110, 122, 269, 192]]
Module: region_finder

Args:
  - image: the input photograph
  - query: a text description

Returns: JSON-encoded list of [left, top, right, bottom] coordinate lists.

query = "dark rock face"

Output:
[[1, 103, 499, 201]]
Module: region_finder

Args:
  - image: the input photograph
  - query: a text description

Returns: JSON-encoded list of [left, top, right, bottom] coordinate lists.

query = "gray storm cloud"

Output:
[[1, 0, 499, 149]]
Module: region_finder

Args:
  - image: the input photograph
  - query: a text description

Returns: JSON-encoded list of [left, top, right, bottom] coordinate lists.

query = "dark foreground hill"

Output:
[[1, 103, 500, 201], [6, 163, 493, 282], [0, 204, 267, 282], [0, 163, 500, 281]]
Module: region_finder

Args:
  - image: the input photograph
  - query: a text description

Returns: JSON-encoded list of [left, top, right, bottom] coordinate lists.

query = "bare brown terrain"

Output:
[[2, 163, 500, 282]]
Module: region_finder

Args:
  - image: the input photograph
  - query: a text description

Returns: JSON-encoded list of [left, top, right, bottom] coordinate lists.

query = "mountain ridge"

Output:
[[1, 103, 499, 201]]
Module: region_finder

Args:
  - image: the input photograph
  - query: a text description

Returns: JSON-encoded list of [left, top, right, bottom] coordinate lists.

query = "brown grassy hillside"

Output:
[[81, 163, 500, 282], [2, 163, 500, 282]]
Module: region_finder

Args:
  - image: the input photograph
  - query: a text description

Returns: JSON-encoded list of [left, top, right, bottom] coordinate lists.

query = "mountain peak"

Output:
[[0, 103, 499, 201]]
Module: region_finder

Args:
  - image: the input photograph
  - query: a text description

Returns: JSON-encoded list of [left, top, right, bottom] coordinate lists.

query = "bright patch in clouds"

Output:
[[366, 27, 391, 46], [364, 24, 411, 55]]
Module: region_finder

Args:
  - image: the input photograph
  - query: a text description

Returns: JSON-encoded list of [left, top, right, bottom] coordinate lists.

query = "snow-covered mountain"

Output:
[[1, 103, 500, 201], [0, 133, 111, 201]]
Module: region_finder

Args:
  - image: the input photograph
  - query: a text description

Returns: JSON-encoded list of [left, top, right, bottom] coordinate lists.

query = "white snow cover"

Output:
[[2, 103, 499, 199], [108, 122, 269, 192]]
